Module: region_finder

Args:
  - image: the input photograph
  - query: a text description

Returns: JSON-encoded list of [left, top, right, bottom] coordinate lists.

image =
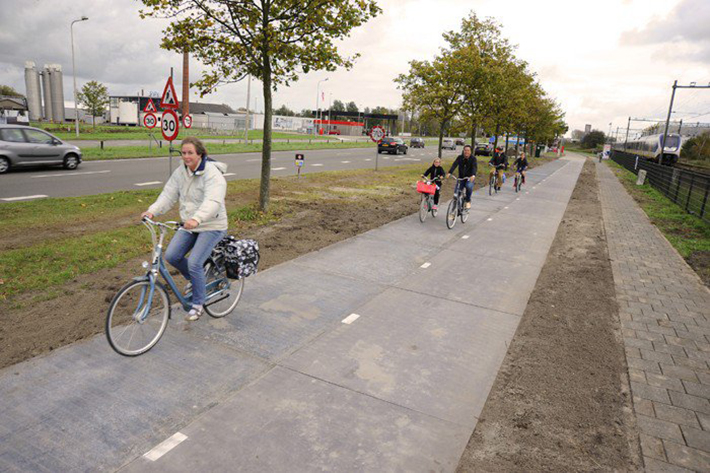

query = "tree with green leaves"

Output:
[[346, 101, 358, 113], [0, 85, 24, 98], [76, 80, 109, 128], [581, 130, 606, 149], [140, 0, 381, 211], [274, 104, 295, 116], [331, 99, 346, 113]]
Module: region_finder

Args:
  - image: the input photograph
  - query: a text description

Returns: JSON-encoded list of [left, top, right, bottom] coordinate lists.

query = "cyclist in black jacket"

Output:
[[489, 147, 508, 192], [513, 151, 529, 185], [447, 145, 477, 209], [423, 157, 446, 209]]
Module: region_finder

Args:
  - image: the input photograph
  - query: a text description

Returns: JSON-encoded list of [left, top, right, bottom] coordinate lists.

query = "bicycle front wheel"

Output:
[[203, 260, 245, 318], [461, 205, 469, 223], [419, 194, 428, 222], [489, 175, 494, 196], [446, 199, 457, 229], [106, 280, 170, 356]]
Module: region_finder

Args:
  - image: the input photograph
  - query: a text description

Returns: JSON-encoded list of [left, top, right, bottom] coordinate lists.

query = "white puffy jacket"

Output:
[[147, 157, 228, 232]]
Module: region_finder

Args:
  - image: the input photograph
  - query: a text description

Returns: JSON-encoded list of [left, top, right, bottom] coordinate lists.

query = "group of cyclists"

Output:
[[422, 144, 529, 211]]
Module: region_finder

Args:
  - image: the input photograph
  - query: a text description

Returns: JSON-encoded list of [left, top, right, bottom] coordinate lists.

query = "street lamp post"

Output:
[[71, 16, 89, 138], [315, 78, 328, 136]]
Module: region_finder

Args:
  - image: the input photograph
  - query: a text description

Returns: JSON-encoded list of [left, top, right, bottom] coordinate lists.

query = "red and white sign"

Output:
[[143, 98, 158, 113], [143, 112, 157, 129], [182, 114, 193, 129], [160, 76, 179, 109], [161, 109, 179, 141], [369, 125, 385, 143]]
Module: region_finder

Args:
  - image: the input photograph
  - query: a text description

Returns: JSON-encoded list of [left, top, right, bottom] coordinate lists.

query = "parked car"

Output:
[[475, 143, 493, 156], [0, 125, 82, 174], [378, 137, 408, 154], [455, 137, 465, 146], [441, 138, 456, 150], [328, 128, 341, 135], [410, 137, 425, 148]]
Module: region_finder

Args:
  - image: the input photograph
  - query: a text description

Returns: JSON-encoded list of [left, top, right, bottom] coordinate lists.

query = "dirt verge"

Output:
[[456, 158, 642, 471]]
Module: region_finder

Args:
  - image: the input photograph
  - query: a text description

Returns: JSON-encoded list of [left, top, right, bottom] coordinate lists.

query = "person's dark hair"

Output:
[[181, 136, 207, 157], [463, 144, 472, 150]]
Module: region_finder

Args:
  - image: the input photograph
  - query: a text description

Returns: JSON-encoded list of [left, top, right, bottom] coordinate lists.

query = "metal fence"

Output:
[[611, 150, 710, 224]]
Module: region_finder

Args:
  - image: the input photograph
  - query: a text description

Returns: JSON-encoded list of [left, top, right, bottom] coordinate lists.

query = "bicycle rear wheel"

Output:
[[489, 175, 494, 196], [514, 175, 519, 193], [203, 259, 245, 318], [419, 194, 428, 222], [106, 280, 170, 356], [446, 199, 457, 229]]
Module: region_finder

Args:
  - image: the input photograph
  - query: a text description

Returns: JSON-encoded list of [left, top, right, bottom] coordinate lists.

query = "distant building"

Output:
[[0, 95, 29, 124], [109, 95, 241, 129], [584, 124, 591, 136]]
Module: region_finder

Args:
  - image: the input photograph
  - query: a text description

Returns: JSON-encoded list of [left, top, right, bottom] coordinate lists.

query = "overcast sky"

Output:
[[1, 0, 709, 136]]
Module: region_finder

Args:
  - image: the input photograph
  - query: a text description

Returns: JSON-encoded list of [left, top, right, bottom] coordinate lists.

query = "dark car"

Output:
[[474, 143, 493, 156], [378, 137, 408, 155], [455, 137, 465, 146], [410, 137, 425, 148], [0, 125, 82, 174]]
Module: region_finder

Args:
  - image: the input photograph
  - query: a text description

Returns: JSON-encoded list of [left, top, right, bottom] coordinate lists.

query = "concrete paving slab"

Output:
[[121, 367, 472, 473], [189, 263, 385, 361], [0, 330, 270, 472], [395, 249, 542, 316], [283, 287, 520, 426], [370, 212, 490, 248]]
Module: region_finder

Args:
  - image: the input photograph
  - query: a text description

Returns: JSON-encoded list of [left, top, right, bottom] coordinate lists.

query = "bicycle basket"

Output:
[[416, 181, 436, 195], [213, 236, 260, 279]]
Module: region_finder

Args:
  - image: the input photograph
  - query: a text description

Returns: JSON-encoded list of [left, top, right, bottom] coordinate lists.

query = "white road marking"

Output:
[[272, 167, 286, 171], [420, 262, 431, 269], [487, 218, 493, 221], [364, 159, 372, 162], [1, 194, 48, 202], [312, 163, 323, 167], [135, 181, 162, 186], [504, 206, 509, 209], [31, 170, 111, 179], [144, 432, 188, 461], [223, 173, 236, 177], [246, 158, 260, 162], [342, 313, 360, 324], [461, 235, 470, 239], [341, 160, 351, 164]]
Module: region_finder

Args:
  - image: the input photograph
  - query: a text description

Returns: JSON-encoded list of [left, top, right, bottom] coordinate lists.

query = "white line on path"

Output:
[[341, 160, 351, 164], [135, 181, 162, 187], [504, 206, 509, 209], [1, 194, 48, 202], [246, 158, 260, 162], [420, 262, 431, 269], [342, 313, 360, 324], [461, 235, 470, 239], [144, 432, 188, 461], [312, 163, 323, 167], [31, 170, 111, 179], [272, 167, 286, 171], [364, 159, 372, 162], [487, 218, 493, 221]]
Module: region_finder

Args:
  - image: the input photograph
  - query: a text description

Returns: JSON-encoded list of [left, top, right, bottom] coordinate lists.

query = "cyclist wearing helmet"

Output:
[[447, 144, 477, 209]]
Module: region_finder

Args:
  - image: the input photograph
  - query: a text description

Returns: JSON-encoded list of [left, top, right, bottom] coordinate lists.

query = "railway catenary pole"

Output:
[[624, 117, 631, 151], [661, 80, 678, 166]]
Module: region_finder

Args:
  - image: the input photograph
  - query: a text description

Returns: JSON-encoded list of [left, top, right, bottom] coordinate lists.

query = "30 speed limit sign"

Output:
[[161, 110, 179, 141], [143, 113, 157, 129], [370, 125, 385, 143]]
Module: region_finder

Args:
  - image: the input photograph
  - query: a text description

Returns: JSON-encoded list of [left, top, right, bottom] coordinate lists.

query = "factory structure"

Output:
[[24, 61, 66, 122]]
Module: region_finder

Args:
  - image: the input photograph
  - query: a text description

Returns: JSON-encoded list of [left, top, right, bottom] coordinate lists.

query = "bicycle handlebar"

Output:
[[141, 216, 183, 231]]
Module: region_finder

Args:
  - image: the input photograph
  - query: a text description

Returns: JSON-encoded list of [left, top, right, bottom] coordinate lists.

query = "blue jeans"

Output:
[[455, 179, 474, 202], [165, 229, 226, 306]]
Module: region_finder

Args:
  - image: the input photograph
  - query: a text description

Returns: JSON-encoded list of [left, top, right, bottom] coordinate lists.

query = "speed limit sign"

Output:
[[370, 125, 385, 143], [182, 114, 193, 129], [143, 112, 157, 129], [161, 110, 179, 141]]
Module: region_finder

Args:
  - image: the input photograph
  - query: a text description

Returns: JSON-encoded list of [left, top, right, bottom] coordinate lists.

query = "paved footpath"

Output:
[[0, 157, 583, 472], [597, 162, 710, 472]]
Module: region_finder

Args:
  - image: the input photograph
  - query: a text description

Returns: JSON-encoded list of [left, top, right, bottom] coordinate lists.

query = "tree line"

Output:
[[395, 12, 568, 157]]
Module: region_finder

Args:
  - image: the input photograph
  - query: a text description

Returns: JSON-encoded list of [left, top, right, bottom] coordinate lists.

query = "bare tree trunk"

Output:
[[259, 57, 273, 212]]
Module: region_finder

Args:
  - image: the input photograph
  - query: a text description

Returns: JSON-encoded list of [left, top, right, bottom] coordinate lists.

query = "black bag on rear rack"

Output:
[[212, 236, 260, 279]]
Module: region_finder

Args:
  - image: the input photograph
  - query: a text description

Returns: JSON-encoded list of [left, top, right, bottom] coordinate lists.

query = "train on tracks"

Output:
[[613, 133, 683, 166]]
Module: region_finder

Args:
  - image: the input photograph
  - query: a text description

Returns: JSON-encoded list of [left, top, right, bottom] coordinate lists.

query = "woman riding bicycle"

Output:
[[140, 136, 228, 322], [422, 157, 446, 210], [489, 147, 508, 192], [513, 151, 529, 185], [447, 145, 477, 209]]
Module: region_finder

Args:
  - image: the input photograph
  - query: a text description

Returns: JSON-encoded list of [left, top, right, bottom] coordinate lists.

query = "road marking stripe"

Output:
[[223, 172, 236, 177], [504, 206, 509, 209], [312, 163, 323, 167], [135, 181, 162, 186], [461, 235, 470, 239], [31, 170, 111, 178], [1, 194, 48, 202], [246, 158, 260, 162], [144, 432, 188, 461], [272, 167, 286, 171], [342, 313, 360, 324], [341, 160, 351, 163], [420, 262, 431, 269], [364, 159, 372, 162], [487, 218, 493, 221]]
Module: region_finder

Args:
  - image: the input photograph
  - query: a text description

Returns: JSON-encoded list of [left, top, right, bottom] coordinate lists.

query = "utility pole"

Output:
[[624, 116, 631, 150], [662, 81, 710, 162], [678, 118, 683, 135]]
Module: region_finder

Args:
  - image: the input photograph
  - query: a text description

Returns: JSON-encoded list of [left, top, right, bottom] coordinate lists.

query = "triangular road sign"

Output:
[[160, 76, 179, 109], [143, 98, 157, 113]]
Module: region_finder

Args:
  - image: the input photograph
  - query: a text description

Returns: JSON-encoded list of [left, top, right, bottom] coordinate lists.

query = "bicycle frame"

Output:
[[452, 178, 469, 214]]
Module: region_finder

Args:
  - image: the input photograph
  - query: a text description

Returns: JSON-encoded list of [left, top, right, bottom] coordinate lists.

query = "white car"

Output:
[[442, 138, 456, 150]]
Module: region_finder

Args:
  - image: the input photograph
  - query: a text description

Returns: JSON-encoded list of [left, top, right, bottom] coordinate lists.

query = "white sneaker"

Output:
[[185, 306, 203, 322], [184, 282, 192, 294]]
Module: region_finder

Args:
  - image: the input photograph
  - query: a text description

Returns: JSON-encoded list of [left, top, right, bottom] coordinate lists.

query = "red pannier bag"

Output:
[[417, 181, 436, 195]]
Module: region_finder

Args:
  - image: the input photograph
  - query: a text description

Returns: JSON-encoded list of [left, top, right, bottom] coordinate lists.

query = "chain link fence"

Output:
[[611, 150, 710, 224]]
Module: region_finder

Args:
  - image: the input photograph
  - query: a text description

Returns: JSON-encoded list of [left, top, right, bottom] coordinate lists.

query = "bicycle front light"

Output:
[[141, 261, 150, 270]]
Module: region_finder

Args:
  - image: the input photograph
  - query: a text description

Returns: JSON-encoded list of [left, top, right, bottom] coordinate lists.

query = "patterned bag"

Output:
[[212, 236, 260, 279]]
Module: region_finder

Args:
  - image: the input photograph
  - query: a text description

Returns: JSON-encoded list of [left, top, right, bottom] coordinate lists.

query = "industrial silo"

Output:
[[42, 65, 53, 121], [24, 62, 42, 121], [49, 64, 65, 123]]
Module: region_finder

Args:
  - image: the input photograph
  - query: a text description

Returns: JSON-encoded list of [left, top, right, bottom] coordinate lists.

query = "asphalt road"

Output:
[[0, 146, 459, 201]]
